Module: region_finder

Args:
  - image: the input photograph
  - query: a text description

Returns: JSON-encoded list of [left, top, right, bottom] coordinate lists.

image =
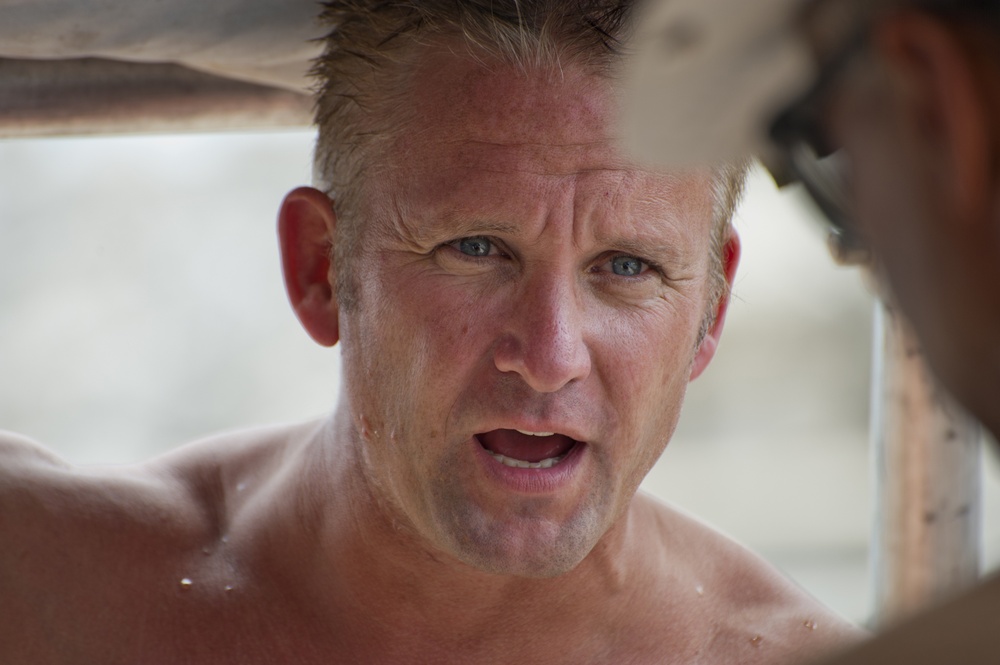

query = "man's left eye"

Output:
[[608, 255, 646, 277], [456, 236, 493, 257]]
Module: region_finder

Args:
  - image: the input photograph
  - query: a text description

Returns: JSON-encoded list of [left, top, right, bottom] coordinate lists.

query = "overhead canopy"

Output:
[[1, 0, 814, 142], [0, 0, 324, 136]]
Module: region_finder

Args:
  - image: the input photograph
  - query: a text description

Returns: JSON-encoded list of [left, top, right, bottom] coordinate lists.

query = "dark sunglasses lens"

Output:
[[787, 141, 869, 264]]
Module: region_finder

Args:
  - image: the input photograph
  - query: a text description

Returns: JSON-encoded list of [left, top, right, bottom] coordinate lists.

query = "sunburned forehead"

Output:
[[368, 42, 716, 244], [399, 42, 625, 172]]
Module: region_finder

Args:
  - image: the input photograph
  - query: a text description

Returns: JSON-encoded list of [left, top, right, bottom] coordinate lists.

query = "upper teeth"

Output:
[[516, 430, 555, 437]]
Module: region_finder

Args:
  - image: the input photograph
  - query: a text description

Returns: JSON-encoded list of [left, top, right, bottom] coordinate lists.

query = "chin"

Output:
[[436, 502, 607, 579]]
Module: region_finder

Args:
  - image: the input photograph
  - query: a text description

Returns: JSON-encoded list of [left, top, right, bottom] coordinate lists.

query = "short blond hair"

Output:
[[311, 0, 747, 309]]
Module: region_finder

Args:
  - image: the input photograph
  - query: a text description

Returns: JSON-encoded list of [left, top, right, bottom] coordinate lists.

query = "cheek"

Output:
[[401, 276, 496, 362], [591, 302, 699, 446], [361, 266, 501, 417]]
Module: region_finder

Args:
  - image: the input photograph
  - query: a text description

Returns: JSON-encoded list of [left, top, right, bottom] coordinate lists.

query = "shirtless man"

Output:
[[0, 0, 860, 662]]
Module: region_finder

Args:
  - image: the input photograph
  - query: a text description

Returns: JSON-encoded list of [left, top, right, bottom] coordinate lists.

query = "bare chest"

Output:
[[3, 589, 717, 665]]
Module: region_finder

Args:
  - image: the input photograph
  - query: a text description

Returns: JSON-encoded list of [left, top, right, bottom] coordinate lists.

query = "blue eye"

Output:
[[610, 255, 644, 276], [458, 237, 492, 256]]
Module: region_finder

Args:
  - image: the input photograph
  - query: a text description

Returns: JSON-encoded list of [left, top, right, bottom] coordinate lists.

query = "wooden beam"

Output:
[[0, 57, 313, 137]]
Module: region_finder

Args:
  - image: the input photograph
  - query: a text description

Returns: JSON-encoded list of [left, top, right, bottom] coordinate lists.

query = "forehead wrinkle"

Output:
[[375, 184, 523, 247], [586, 197, 697, 267], [451, 138, 616, 150], [436, 165, 640, 179], [575, 172, 711, 272], [377, 134, 636, 175], [411, 218, 522, 243], [402, 141, 635, 178]]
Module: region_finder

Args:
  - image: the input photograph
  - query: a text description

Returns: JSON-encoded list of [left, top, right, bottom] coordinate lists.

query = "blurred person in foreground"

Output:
[[0, 0, 862, 663], [781, 0, 1000, 661], [628, 0, 1000, 661]]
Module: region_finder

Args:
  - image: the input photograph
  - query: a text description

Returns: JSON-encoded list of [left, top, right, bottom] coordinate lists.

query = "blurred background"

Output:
[[1, 130, 997, 625]]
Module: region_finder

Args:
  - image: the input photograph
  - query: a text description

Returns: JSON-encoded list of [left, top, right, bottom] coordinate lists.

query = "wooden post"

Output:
[[0, 57, 312, 137], [870, 301, 982, 627]]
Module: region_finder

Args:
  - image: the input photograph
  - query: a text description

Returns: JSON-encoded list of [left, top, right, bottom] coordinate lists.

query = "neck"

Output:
[[252, 411, 646, 658]]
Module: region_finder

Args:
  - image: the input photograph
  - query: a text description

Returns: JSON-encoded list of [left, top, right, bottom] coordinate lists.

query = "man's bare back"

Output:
[[0, 423, 859, 664]]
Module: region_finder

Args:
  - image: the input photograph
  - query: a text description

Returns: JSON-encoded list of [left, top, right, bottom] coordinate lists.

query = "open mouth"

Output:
[[476, 429, 580, 470]]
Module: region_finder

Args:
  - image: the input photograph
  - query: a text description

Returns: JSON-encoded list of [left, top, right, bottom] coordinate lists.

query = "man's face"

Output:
[[336, 44, 729, 577]]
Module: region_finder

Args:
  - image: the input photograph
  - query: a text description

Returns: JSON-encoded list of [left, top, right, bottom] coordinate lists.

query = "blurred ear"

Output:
[[690, 232, 741, 381], [876, 12, 994, 223], [277, 186, 340, 347]]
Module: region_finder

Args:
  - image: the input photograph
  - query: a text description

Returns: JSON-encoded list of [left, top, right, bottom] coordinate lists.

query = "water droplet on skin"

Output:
[[224, 585, 234, 592], [750, 635, 762, 647], [359, 415, 380, 439], [202, 547, 211, 556], [180, 578, 193, 589], [695, 585, 705, 596], [221, 535, 229, 544], [804, 620, 817, 630]]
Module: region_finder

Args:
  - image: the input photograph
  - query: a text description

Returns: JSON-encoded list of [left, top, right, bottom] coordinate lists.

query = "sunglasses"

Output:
[[767, 26, 869, 265], [766, 0, 997, 265]]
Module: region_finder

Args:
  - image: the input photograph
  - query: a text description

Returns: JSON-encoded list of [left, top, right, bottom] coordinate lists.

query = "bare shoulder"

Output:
[[151, 418, 323, 488], [629, 492, 866, 665], [0, 421, 320, 661], [0, 429, 169, 530], [0, 428, 198, 536], [0, 428, 67, 472], [0, 419, 321, 543], [0, 429, 185, 656], [0, 428, 201, 583]]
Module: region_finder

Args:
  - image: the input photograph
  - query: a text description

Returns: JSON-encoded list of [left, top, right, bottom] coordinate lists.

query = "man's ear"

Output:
[[876, 12, 994, 224], [690, 232, 741, 381], [277, 186, 340, 347]]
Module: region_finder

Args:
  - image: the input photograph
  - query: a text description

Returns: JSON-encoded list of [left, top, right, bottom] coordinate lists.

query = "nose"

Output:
[[492, 271, 592, 393]]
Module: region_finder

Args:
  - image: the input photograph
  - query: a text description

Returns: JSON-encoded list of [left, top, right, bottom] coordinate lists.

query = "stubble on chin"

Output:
[[424, 451, 617, 579]]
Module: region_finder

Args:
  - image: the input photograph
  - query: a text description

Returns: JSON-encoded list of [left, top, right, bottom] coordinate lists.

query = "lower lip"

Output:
[[471, 437, 586, 494]]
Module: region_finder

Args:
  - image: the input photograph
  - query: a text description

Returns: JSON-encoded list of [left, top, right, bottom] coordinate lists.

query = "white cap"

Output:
[[622, 0, 815, 167]]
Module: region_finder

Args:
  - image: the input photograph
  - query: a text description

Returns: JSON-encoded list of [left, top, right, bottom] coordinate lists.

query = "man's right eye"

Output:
[[455, 236, 493, 257]]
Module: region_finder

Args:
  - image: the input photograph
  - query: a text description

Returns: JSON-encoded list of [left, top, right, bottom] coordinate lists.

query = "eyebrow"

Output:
[[597, 235, 692, 268], [412, 216, 521, 241], [453, 221, 522, 236]]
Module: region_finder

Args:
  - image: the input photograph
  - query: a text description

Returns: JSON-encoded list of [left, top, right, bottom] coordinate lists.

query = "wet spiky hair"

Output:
[[311, 0, 635, 195]]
